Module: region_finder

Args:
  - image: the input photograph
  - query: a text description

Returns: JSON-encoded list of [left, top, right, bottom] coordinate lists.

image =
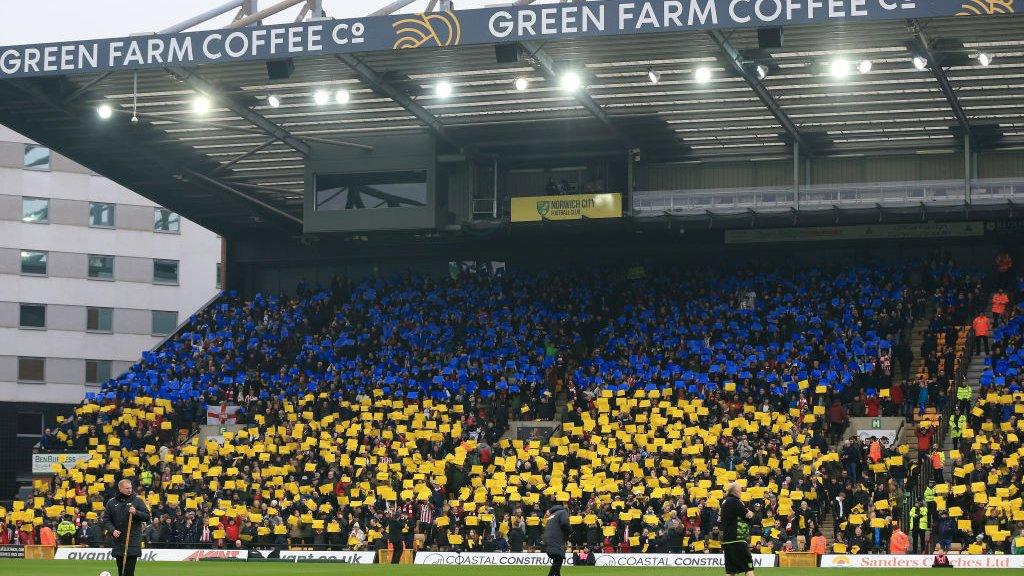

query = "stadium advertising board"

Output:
[[821, 554, 1024, 568], [855, 428, 898, 445], [0, 545, 24, 559], [54, 547, 249, 561], [415, 552, 561, 565], [0, 0, 1002, 79], [725, 221, 985, 244], [278, 550, 376, 563], [511, 193, 623, 222], [415, 552, 777, 567], [594, 553, 777, 567], [31, 453, 90, 475]]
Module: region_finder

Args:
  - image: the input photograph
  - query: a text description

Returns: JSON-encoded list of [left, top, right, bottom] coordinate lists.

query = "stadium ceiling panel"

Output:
[[0, 0, 1020, 235]]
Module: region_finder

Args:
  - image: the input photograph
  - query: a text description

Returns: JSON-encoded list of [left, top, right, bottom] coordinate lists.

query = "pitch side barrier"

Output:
[[50, 549, 1024, 567], [52, 547, 376, 563], [413, 552, 780, 567], [820, 554, 1024, 568]]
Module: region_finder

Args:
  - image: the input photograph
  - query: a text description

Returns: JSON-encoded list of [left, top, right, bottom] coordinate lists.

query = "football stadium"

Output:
[[0, 0, 1023, 575]]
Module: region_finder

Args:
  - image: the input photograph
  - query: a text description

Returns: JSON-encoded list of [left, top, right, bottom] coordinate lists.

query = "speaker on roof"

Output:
[[494, 43, 522, 64], [266, 58, 295, 80], [757, 27, 783, 49]]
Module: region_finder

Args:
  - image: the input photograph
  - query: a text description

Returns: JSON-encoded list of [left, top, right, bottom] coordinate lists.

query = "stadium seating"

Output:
[[9, 256, 1015, 556], [939, 274, 1024, 554]]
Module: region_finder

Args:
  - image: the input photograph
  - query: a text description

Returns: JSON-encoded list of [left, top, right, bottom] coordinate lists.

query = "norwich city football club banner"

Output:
[[725, 221, 984, 244], [1, 0, 1013, 79], [511, 193, 622, 223]]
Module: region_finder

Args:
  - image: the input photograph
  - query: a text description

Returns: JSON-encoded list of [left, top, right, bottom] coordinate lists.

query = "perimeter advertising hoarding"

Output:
[[1, 0, 1011, 79], [54, 548, 249, 561], [0, 545, 23, 559], [278, 550, 376, 563], [821, 554, 1024, 568], [414, 552, 777, 567], [511, 193, 623, 222], [31, 453, 90, 475]]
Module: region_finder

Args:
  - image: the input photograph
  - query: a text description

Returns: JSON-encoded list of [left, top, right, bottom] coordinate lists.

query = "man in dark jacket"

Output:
[[172, 510, 201, 547], [102, 479, 151, 576], [388, 511, 405, 564], [86, 519, 106, 547], [720, 482, 755, 576], [508, 524, 525, 552], [544, 503, 570, 576]]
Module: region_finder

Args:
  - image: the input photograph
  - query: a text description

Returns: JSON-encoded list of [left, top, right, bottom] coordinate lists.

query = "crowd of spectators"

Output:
[[932, 254, 1024, 555], [5, 253, 1022, 557]]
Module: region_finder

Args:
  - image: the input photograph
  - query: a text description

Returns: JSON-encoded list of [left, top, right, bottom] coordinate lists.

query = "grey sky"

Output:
[[0, 0, 529, 46]]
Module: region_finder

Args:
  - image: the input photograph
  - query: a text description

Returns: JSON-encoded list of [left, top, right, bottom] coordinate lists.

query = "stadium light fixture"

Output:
[[647, 69, 661, 84], [335, 89, 351, 104], [755, 64, 769, 80], [267, 95, 281, 108], [913, 56, 928, 70], [435, 81, 453, 98], [830, 59, 850, 79], [96, 104, 112, 120], [694, 66, 712, 84], [858, 59, 872, 73], [192, 95, 211, 114], [313, 90, 330, 105], [560, 71, 582, 92], [977, 53, 992, 66], [514, 77, 529, 91]]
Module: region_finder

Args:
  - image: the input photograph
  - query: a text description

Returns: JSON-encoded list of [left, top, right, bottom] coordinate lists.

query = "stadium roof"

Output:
[[0, 1, 1021, 236]]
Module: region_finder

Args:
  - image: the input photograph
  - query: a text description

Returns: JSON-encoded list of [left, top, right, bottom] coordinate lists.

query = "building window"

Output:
[[87, 255, 115, 280], [19, 303, 45, 329], [17, 412, 43, 437], [154, 208, 180, 233], [20, 250, 47, 275], [17, 357, 45, 382], [86, 307, 113, 332], [153, 259, 179, 284], [85, 360, 112, 385], [152, 310, 178, 336], [22, 197, 49, 223], [89, 202, 116, 228], [23, 145, 50, 170]]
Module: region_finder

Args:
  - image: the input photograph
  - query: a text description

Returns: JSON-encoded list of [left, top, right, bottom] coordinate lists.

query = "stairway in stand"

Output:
[[942, 352, 988, 477]]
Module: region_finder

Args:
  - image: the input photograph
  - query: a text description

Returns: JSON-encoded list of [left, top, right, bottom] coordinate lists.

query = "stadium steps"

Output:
[[940, 354, 985, 479], [905, 315, 931, 386], [821, 517, 836, 546]]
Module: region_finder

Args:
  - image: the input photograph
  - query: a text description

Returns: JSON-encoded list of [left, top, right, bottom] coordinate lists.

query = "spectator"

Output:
[[991, 289, 1009, 326], [972, 312, 991, 356], [890, 523, 909, 554], [809, 530, 827, 555]]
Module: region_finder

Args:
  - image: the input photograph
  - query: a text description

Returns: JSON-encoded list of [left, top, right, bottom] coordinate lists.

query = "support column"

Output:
[[627, 150, 635, 217], [793, 141, 800, 210], [964, 133, 972, 205], [492, 158, 499, 219]]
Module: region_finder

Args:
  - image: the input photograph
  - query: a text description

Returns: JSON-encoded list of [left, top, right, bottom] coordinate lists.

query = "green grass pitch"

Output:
[[0, 562, 1017, 576]]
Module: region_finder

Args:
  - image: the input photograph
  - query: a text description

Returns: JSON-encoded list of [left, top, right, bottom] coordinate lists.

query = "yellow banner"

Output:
[[511, 193, 622, 223]]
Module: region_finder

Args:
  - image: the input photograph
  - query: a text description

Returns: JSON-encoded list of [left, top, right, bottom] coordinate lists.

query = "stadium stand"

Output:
[[933, 260, 1024, 555], [6, 255, 1022, 558]]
